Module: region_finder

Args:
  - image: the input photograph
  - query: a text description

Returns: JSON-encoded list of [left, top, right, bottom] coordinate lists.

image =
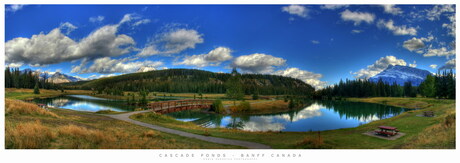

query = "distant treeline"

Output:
[[314, 70, 455, 99], [68, 69, 315, 96], [4, 67, 61, 90]]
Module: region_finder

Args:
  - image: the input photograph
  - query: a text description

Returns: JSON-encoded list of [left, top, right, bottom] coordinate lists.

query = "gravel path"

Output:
[[104, 110, 271, 149]]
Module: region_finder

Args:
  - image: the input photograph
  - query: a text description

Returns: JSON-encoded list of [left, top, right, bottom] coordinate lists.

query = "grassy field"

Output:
[[131, 97, 455, 149], [5, 98, 241, 149]]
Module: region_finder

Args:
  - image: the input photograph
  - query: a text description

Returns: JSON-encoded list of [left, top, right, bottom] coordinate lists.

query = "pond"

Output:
[[33, 96, 409, 132], [166, 100, 410, 132], [33, 95, 138, 112]]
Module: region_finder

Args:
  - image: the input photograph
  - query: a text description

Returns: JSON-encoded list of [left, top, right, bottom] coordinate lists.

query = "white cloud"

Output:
[[340, 9, 375, 26], [439, 59, 455, 70], [156, 29, 204, 54], [311, 40, 320, 44], [430, 64, 438, 69], [273, 68, 327, 89], [381, 5, 403, 15], [353, 56, 407, 79], [6, 5, 24, 12], [232, 53, 286, 74], [89, 16, 105, 23], [409, 61, 417, 68], [426, 5, 455, 21], [442, 15, 455, 37], [5, 15, 137, 66], [137, 45, 160, 57], [423, 47, 456, 57], [377, 19, 417, 36], [320, 5, 348, 10], [282, 5, 308, 18], [176, 47, 233, 67], [59, 22, 78, 35], [75, 57, 163, 74], [133, 19, 151, 26], [351, 29, 363, 34], [403, 37, 425, 52], [6, 62, 23, 68]]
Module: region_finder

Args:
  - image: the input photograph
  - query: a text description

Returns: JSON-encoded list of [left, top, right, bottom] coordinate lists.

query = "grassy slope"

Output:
[[132, 97, 455, 149], [5, 98, 241, 149]]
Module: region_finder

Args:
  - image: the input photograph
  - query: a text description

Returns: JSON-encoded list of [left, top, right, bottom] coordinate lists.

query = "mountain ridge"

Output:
[[369, 65, 432, 86]]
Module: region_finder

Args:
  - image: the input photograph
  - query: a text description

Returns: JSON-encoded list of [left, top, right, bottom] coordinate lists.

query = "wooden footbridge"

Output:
[[147, 99, 213, 114]]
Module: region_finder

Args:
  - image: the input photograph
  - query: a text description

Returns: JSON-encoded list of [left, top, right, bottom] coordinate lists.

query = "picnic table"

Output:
[[374, 126, 399, 137]]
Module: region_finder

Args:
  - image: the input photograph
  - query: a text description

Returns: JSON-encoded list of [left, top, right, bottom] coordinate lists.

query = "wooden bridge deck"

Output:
[[147, 99, 213, 114]]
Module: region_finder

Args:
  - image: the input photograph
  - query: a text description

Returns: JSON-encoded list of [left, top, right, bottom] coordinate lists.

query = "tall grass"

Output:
[[5, 99, 58, 117], [6, 120, 56, 149]]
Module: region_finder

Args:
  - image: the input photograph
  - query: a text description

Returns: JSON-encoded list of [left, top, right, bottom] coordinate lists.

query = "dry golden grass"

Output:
[[5, 98, 58, 117], [6, 120, 56, 149]]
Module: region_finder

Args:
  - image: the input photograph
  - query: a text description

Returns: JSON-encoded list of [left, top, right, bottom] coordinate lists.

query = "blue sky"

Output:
[[5, 4, 456, 89]]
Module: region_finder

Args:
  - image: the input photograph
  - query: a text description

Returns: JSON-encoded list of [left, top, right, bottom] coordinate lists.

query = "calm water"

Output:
[[33, 95, 136, 112], [167, 100, 410, 132], [33, 96, 409, 132]]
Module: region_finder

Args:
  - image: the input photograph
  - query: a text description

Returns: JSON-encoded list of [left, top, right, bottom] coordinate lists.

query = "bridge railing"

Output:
[[146, 99, 213, 110]]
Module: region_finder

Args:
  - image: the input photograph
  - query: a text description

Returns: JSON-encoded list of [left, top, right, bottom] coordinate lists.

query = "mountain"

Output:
[[46, 72, 84, 84], [137, 66, 156, 72], [20, 68, 85, 84], [369, 65, 432, 86], [74, 68, 314, 95]]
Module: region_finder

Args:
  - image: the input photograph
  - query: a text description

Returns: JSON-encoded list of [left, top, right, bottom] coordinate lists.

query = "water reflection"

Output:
[[33, 95, 135, 112], [167, 100, 409, 132]]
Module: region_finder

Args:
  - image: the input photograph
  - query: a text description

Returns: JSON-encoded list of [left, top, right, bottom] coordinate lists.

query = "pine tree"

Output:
[[34, 82, 40, 94]]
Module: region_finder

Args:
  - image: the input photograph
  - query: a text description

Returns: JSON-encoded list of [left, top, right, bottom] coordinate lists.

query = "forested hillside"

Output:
[[69, 69, 315, 96]]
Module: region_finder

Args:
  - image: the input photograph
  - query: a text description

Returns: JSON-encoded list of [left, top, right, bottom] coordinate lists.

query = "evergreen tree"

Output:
[[33, 82, 40, 94], [225, 72, 244, 105]]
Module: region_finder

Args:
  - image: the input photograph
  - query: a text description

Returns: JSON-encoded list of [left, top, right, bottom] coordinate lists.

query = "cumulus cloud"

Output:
[[430, 64, 438, 69], [311, 40, 320, 44], [426, 5, 455, 21], [377, 19, 417, 36], [232, 53, 286, 74], [353, 56, 407, 79], [176, 47, 233, 67], [403, 37, 425, 52], [156, 29, 204, 54], [89, 16, 105, 23], [5, 14, 137, 66], [439, 59, 455, 70], [320, 4, 349, 10], [403, 36, 434, 52], [423, 47, 456, 57], [273, 68, 327, 89], [282, 5, 308, 18], [381, 5, 403, 15], [75, 57, 163, 74], [136, 28, 204, 57], [340, 9, 375, 26], [6, 4, 24, 12]]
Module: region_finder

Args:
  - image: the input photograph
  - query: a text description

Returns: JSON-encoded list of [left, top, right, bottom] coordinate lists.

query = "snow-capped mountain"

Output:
[[137, 66, 156, 72], [369, 65, 432, 86], [20, 68, 85, 84]]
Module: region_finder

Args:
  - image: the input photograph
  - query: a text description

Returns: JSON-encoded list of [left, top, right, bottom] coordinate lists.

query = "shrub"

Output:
[[238, 101, 251, 112], [445, 114, 455, 127], [211, 100, 224, 113]]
